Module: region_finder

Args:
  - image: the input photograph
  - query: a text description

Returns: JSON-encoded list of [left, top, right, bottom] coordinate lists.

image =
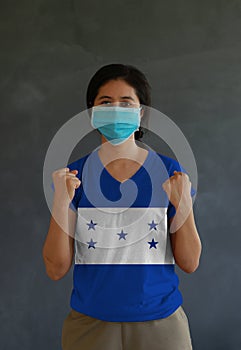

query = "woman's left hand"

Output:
[[162, 171, 201, 273], [162, 171, 192, 210]]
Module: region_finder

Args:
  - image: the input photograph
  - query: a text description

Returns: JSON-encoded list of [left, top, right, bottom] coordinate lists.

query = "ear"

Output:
[[140, 107, 145, 119]]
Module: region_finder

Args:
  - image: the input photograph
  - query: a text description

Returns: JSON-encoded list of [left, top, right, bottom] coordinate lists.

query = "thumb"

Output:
[[162, 178, 170, 192]]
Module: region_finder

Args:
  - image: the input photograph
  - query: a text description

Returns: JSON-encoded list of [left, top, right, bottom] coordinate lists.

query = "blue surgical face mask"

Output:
[[91, 105, 141, 145]]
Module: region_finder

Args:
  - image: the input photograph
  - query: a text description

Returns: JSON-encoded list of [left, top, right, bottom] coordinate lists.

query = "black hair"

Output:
[[86, 64, 151, 141]]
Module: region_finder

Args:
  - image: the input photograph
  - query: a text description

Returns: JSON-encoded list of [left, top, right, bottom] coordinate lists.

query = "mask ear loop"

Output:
[[139, 104, 144, 119], [137, 105, 145, 139]]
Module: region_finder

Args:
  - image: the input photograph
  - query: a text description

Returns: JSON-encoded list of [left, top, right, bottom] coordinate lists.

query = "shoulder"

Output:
[[155, 152, 185, 176], [156, 151, 196, 196], [67, 153, 90, 174]]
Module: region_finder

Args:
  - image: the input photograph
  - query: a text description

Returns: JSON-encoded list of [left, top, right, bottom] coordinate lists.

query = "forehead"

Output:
[[96, 79, 138, 99]]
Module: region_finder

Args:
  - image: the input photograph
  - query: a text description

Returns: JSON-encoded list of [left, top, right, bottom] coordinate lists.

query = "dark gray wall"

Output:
[[1, 1, 241, 349]]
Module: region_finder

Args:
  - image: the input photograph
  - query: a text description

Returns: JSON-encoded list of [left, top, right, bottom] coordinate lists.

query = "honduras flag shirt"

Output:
[[53, 148, 195, 322]]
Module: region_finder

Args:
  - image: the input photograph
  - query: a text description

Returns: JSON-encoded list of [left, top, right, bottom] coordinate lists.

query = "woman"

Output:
[[43, 64, 202, 350]]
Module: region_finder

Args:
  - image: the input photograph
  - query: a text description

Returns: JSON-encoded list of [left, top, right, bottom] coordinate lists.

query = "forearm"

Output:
[[43, 198, 75, 280], [170, 207, 202, 273]]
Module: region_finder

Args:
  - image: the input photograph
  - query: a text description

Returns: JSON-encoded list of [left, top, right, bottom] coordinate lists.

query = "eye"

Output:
[[120, 101, 140, 108], [121, 101, 132, 107], [100, 101, 111, 105]]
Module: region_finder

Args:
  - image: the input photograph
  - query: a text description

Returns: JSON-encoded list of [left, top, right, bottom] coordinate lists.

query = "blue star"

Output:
[[148, 238, 159, 249], [87, 238, 97, 249], [117, 229, 128, 240], [87, 219, 97, 230], [148, 220, 158, 230]]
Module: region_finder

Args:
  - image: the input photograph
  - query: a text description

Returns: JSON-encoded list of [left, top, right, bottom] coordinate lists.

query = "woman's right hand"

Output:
[[52, 167, 81, 205]]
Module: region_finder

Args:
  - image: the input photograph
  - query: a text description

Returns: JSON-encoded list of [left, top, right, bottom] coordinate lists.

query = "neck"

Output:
[[98, 135, 142, 165]]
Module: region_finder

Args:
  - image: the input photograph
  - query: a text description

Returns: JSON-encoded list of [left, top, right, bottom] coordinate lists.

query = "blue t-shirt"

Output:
[[52, 148, 195, 322]]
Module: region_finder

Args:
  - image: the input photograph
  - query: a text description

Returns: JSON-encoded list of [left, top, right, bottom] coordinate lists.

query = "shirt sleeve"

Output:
[[167, 161, 196, 220]]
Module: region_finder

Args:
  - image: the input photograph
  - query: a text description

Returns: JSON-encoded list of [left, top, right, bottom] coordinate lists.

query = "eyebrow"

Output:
[[97, 95, 135, 101]]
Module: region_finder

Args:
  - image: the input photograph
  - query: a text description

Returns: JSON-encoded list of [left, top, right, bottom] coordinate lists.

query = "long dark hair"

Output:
[[86, 64, 151, 141]]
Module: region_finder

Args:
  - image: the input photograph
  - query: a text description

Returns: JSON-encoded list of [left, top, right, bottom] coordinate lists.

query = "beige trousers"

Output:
[[62, 306, 193, 350]]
